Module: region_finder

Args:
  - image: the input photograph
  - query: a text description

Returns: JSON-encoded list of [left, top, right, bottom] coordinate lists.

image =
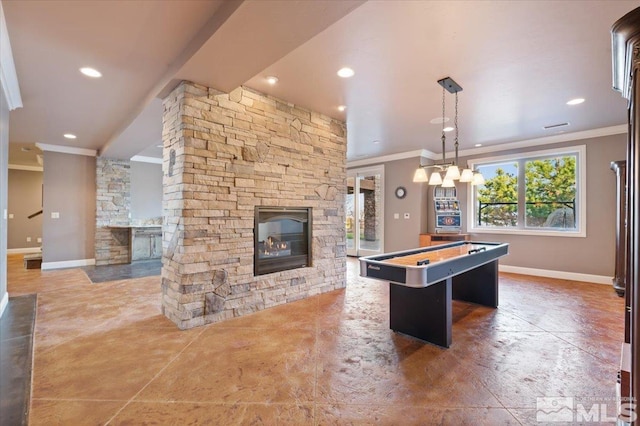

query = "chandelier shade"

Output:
[[428, 171, 443, 185], [459, 168, 474, 182], [413, 167, 429, 182]]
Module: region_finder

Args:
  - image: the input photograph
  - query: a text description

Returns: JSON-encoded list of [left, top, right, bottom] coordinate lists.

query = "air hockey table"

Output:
[[359, 241, 509, 348]]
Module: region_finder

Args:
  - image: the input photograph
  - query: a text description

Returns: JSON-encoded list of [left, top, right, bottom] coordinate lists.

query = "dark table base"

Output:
[[389, 260, 498, 348]]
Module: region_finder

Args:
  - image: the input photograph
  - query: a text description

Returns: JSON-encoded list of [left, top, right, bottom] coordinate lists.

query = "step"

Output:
[[23, 254, 42, 270]]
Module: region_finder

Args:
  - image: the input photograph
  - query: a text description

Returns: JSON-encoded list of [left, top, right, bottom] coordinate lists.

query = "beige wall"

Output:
[[42, 152, 96, 264], [382, 157, 429, 252], [130, 161, 162, 220], [450, 133, 626, 277], [0, 85, 8, 313], [348, 156, 430, 253], [7, 169, 42, 249], [350, 133, 625, 279]]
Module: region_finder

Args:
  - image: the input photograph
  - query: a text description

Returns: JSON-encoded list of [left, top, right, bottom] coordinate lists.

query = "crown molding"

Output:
[[130, 155, 162, 164], [0, 3, 22, 110], [346, 125, 628, 168], [347, 149, 436, 168], [35, 143, 97, 157], [8, 164, 43, 172], [456, 124, 628, 158]]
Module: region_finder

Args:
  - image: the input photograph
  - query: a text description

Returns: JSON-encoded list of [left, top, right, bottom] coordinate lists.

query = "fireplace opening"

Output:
[[254, 207, 312, 276]]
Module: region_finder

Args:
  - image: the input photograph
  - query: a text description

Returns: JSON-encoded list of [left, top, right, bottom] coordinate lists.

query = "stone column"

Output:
[[95, 158, 131, 265], [363, 189, 376, 241], [161, 81, 347, 330]]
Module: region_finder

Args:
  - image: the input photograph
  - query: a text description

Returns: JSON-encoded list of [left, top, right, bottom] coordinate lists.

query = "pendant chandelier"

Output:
[[412, 77, 484, 186]]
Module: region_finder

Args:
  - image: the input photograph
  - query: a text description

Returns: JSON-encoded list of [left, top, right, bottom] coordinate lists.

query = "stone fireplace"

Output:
[[254, 206, 311, 276], [161, 82, 347, 330]]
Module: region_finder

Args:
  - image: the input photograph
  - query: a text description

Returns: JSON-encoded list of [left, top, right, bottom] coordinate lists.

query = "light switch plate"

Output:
[[8, 213, 13, 219], [393, 213, 399, 219], [27, 237, 31, 242], [51, 212, 60, 219]]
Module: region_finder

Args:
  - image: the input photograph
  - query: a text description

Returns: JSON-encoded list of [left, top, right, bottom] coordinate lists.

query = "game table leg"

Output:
[[389, 277, 452, 348], [452, 260, 499, 307]]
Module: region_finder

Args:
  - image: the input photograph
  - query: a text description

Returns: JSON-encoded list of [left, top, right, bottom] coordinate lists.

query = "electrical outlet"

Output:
[[8, 213, 13, 219], [37, 237, 42, 243], [27, 237, 32, 242], [51, 212, 60, 219], [394, 213, 399, 219], [404, 213, 410, 219]]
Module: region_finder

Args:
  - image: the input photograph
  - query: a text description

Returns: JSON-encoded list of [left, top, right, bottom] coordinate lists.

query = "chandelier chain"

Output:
[[454, 91, 459, 165], [441, 84, 446, 165]]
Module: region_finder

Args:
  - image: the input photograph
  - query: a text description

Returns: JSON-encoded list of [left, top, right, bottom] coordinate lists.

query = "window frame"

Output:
[[467, 145, 586, 237]]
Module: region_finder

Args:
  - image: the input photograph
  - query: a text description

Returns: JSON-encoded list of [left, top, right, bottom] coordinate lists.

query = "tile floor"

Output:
[[0, 293, 37, 425], [3, 254, 626, 425]]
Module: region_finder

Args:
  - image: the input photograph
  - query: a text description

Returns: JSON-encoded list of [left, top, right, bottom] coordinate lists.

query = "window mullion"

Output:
[[517, 159, 526, 228]]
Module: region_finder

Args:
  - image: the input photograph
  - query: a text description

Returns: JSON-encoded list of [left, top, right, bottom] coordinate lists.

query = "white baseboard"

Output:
[[41, 258, 95, 270], [7, 247, 42, 254], [499, 264, 612, 285], [0, 291, 8, 318]]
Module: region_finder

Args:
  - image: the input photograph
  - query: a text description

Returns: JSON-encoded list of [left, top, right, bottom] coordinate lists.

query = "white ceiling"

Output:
[[3, 0, 638, 167]]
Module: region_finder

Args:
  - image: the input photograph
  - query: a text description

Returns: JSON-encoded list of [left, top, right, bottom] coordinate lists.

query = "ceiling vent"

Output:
[[543, 122, 570, 130]]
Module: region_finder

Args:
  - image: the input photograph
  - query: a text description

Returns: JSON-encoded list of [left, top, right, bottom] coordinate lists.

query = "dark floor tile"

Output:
[[81, 259, 161, 283], [0, 294, 37, 426], [0, 294, 37, 341]]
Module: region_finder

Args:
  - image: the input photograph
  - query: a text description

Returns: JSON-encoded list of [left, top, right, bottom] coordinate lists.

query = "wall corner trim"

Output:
[[8, 164, 44, 172], [35, 143, 97, 157], [7, 248, 42, 254], [499, 264, 613, 285], [130, 155, 162, 164], [41, 258, 96, 270], [0, 3, 23, 110], [0, 291, 8, 318]]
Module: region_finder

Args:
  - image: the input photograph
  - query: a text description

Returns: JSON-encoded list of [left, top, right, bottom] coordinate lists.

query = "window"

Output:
[[468, 146, 586, 237]]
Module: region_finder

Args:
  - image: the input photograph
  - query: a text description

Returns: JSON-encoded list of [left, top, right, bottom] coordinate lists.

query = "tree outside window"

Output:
[[471, 148, 582, 235]]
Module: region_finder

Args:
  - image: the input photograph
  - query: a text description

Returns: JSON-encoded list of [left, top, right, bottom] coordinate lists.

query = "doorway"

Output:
[[346, 166, 384, 257]]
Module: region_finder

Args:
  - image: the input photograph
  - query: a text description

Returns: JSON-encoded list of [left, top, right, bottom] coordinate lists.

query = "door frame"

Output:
[[346, 165, 384, 257]]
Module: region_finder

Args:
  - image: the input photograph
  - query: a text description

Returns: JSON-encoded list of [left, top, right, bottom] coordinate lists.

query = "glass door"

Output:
[[346, 166, 384, 257]]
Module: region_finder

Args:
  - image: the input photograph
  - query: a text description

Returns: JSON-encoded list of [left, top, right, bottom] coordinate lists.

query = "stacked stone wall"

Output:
[[161, 82, 346, 329], [95, 158, 131, 265]]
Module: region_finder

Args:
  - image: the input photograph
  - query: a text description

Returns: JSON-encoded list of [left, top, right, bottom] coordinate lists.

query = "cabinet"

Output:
[[611, 160, 626, 296], [419, 233, 469, 247], [131, 227, 162, 261], [612, 7, 640, 424]]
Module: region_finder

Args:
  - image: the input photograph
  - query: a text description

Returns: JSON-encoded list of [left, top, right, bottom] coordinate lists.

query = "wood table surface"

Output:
[[384, 244, 484, 267]]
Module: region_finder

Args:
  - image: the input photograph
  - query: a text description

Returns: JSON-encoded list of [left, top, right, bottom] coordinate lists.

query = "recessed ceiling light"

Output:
[[566, 98, 585, 105], [474, 143, 482, 147], [443, 126, 454, 132], [430, 117, 449, 124], [373, 140, 380, 144], [80, 67, 102, 78], [338, 105, 346, 112], [156, 145, 163, 148], [63, 133, 77, 139], [337, 67, 355, 78], [266, 76, 278, 85]]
